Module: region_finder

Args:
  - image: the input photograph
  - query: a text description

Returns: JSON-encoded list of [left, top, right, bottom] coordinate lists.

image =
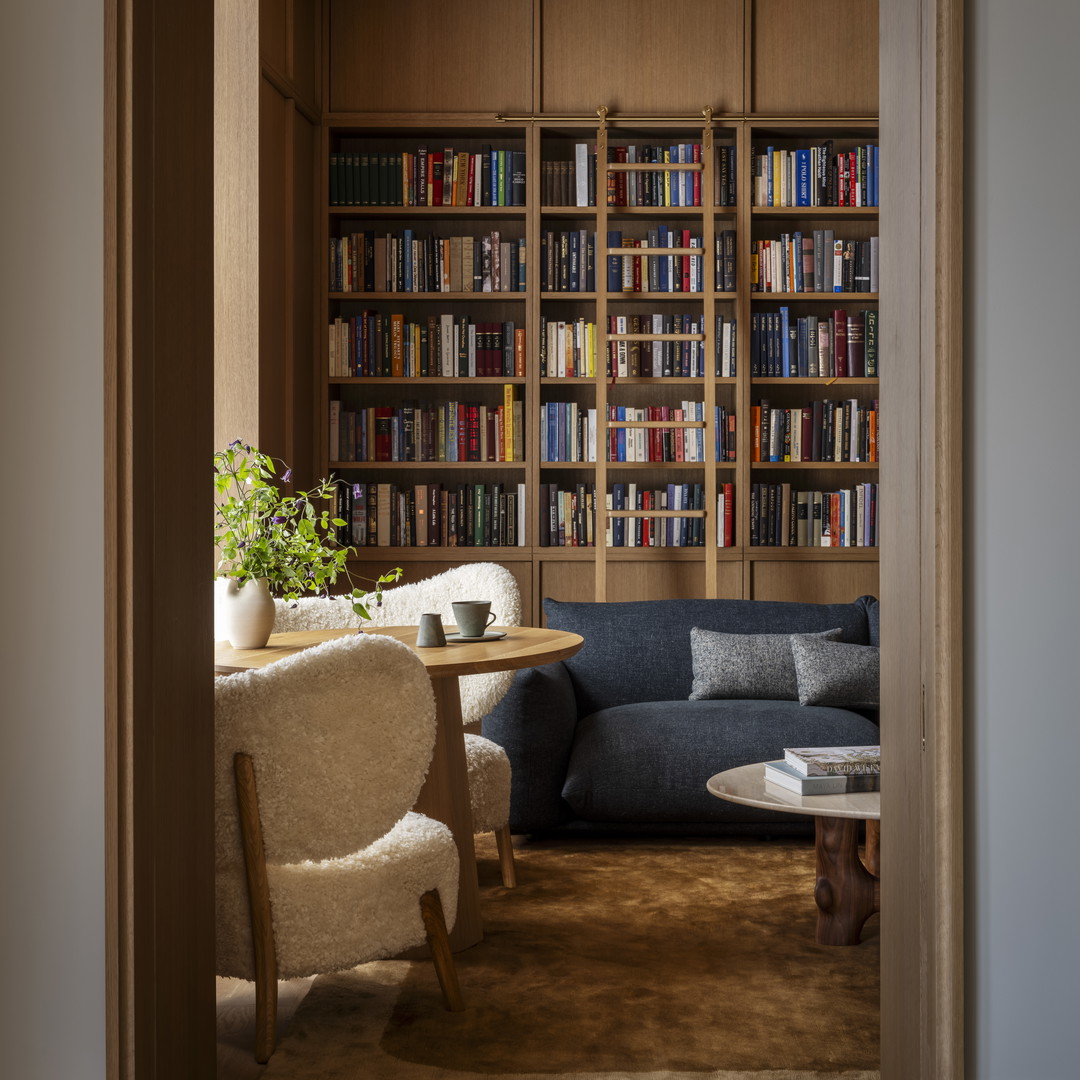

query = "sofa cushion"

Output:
[[561, 699, 882, 823], [689, 626, 842, 701], [791, 635, 880, 709], [544, 596, 876, 716]]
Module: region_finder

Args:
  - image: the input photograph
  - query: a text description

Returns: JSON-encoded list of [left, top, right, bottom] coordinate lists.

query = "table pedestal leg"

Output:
[[813, 816, 880, 946], [412, 674, 482, 952]]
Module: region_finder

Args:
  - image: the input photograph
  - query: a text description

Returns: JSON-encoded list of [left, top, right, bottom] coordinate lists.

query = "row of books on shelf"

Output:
[[329, 146, 526, 207], [751, 143, 879, 207], [752, 233, 878, 294], [764, 745, 880, 795], [540, 402, 735, 464], [538, 228, 732, 294], [329, 390, 524, 464], [750, 482, 879, 548], [538, 481, 729, 548], [751, 308, 877, 378], [338, 482, 527, 548], [329, 231, 526, 294], [538, 314, 736, 379], [328, 313, 525, 379], [752, 398, 879, 464], [541, 143, 737, 207]]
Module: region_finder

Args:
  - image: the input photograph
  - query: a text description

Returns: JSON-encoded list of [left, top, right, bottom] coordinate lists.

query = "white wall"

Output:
[[0, 3, 106, 1078], [967, 3, 1080, 1077]]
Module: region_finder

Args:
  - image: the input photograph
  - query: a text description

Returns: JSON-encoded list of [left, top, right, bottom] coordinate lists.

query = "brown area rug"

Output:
[[262, 835, 879, 1079]]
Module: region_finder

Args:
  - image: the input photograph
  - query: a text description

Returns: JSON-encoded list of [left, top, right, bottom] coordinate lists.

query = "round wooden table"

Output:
[[707, 762, 880, 946], [216, 625, 584, 950]]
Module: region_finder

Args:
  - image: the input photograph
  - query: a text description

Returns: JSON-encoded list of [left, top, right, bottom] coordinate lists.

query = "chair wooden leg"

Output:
[[494, 824, 517, 888], [234, 752, 279, 1063], [419, 890, 464, 1012]]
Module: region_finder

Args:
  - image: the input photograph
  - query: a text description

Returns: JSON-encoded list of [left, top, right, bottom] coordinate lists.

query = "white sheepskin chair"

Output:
[[215, 632, 463, 1063], [273, 563, 522, 888]]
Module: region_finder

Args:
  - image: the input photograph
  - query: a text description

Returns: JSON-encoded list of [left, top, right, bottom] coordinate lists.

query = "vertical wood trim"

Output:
[[104, 1, 131, 1073], [742, 0, 753, 114], [734, 119, 752, 594], [532, 0, 542, 115], [593, 113, 609, 601], [284, 103, 298, 469], [880, 1, 964, 1077], [700, 116, 718, 594], [929, 0, 964, 1074], [107, 0, 217, 1075]]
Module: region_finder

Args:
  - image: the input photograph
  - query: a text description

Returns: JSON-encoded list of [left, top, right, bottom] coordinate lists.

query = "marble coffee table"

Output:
[[707, 762, 880, 946]]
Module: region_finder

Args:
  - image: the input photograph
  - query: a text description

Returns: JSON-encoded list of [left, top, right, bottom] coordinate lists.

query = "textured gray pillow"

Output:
[[689, 626, 843, 701], [790, 634, 880, 708]]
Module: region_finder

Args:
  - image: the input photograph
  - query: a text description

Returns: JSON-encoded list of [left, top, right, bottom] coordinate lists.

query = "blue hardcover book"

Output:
[[792, 230, 803, 292], [613, 482, 625, 546], [796, 149, 812, 206], [872, 144, 879, 205], [669, 146, 680, 206], [606, 230, 622, 293], [616, 406, 626, 461], [780, 306, 792, 377], [657, 225, 669, 291], [402, 228, 414, 292]]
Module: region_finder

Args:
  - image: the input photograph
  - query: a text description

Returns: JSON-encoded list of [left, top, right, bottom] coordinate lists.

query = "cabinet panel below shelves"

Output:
[[749, 557, 879, 605]]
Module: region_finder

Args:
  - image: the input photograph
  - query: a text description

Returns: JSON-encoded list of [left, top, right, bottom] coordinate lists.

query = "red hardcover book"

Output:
[[832, 309, 848, 377], [466, 153, 476, 206], [682, 229, 692, 292], [830, 492, 841, 547], [373, 407, 393, 462], [723, 482, 735, 546], [849, 150, 859, 206], [429, 152, 443, 206], [692, 142, 702, 206], [465, 404, 481, 461]]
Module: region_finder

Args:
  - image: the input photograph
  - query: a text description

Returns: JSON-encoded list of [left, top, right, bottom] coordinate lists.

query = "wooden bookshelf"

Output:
[[319, 0, 879, 620]]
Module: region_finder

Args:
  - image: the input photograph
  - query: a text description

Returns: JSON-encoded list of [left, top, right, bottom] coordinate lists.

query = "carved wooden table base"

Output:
[[814, 817, 880, 946]]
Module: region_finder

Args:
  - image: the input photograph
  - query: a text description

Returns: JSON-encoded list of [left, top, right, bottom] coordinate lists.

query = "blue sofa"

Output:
[[483, 595, 881, 835]]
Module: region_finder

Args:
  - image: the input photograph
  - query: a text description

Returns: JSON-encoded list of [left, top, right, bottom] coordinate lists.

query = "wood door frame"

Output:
[[103, 0, 964, 1076], [105, 0, 217, 1076], [879, 0, 965, 1076]]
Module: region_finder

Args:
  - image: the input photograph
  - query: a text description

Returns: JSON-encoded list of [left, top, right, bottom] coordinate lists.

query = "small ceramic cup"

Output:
[[415, 612, 447, 647], [451, 600, 497, 639]]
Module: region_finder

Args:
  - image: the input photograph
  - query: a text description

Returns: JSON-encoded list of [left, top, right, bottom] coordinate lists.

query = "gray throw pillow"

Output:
[[689, 626, 843, 701], [790, 634, 880, 708]]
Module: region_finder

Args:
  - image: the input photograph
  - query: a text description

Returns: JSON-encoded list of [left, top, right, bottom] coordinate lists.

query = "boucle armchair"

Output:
[[274, 562, 522, 887], [215, 633, 463, 1063]]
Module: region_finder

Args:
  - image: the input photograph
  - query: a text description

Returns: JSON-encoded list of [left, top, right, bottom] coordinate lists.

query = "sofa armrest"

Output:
[[481, 661, 579, 833]]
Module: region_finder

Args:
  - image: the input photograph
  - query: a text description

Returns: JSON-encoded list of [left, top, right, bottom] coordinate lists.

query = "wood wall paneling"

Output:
[[290, 110, 316, 483], [260, 0, 287, 76], [328, 0, 532, 114], [259, 76, 289, 462], [538, 561, 595, 610], [750, 0, 878, 115], [214, 0, 260, 452], [749, 558, 879, 605], [606, 559, 742, 602], [540, 0, 744, 115], [292, 0, 319, 107]]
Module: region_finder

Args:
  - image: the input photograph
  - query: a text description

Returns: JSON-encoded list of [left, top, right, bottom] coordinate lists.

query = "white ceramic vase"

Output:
[[220, 577, 276, 649]]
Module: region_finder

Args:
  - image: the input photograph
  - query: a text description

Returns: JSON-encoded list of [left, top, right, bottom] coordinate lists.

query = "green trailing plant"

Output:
[[213, 441, 402, 620]]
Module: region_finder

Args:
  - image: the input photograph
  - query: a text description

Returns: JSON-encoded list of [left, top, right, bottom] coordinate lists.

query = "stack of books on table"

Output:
[[764, 745, 880, 796]]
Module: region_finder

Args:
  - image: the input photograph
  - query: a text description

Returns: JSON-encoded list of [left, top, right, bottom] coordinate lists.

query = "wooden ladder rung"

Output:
[[606, 162, 704, 172], [607, 332, 705, 342], [606, 247, 703, 256], [607, 420, 707, 428], [606, 509, 708, 518]]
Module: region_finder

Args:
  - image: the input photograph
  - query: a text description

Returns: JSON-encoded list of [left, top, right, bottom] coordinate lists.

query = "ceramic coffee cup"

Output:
[[452, 600, 497, 638]]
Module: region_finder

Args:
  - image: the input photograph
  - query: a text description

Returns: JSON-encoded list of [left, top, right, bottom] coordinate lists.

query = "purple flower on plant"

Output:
[[353, 484, 362, 499], [271, 515, 287, 524], [228, 438, 242, 449], [283, 468, 293, 483]]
